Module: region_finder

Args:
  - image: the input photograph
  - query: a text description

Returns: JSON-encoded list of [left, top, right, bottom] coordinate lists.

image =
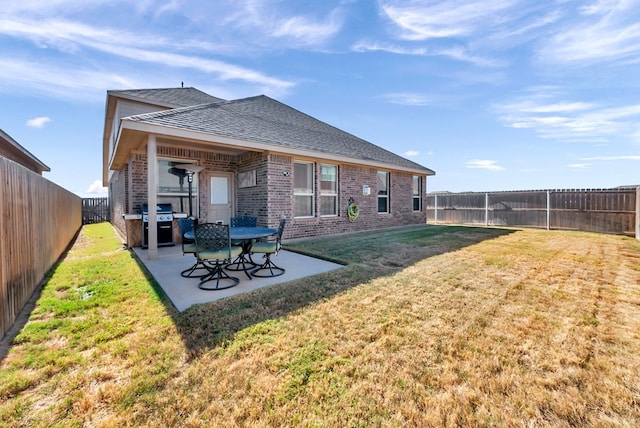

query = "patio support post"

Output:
[[147, 134, 158, 260]]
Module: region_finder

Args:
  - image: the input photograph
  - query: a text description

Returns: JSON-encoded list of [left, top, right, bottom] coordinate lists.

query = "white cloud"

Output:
[[0, 58, 139, 100], [434, 46, 505, 67], [85, 180, 108, 195], [539, 0, 640, 64], [380, 92, 432, 106], [465, 159, 504, 171], [0, 19, 294, 96], [270, 10, 344, 46], [580, 155, 640, 161], [352, 40, 427, 55], [405, 150, 419, 156], [351, 40, 500, 66], [379, 0, 520, 40], [568, 163, 591, 169], [494, 88, 640, 143], [26, 116, 51, 128]]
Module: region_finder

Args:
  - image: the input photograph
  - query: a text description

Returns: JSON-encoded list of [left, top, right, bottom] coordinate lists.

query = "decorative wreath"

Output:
[[347, 198, 360, 222]]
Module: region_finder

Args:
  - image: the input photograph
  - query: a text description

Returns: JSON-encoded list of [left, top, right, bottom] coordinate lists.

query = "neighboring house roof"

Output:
[[0, 128, 50, 174], [123, 95, 435, 175]]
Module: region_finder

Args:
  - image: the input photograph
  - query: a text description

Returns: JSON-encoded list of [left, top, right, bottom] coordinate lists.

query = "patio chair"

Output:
[[250, 217, 286, 277], [230, 215, 257, 227], [177, 217, 207, 278], [194, 223, 243, 290]]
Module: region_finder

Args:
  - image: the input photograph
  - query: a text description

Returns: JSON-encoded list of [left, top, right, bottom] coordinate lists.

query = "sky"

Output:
[[1, 0, 639, 197]]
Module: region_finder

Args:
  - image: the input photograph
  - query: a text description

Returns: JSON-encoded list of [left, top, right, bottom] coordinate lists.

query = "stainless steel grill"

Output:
[[141, 203, 174, 248]]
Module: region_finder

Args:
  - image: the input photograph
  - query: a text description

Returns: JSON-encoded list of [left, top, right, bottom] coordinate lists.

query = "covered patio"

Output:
[[132, 245, 344, 311]]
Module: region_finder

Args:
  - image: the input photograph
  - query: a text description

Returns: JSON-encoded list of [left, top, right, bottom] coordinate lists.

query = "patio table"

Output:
[[184, 226, 277, 279]]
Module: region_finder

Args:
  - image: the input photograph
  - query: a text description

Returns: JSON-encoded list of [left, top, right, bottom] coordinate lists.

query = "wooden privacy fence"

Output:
[[83, 197, 110, 224], [1, 157, 82, 339], [426, 188, 640, 238]]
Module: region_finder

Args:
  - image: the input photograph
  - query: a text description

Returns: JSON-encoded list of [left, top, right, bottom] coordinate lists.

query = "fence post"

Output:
[[434, 194, 438, 224], [485, 193, 489, 226], [636, 186, 640, 241], [546, 190, 551, 230]]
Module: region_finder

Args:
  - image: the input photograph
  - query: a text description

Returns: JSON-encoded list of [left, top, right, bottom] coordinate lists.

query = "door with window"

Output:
[[208, 173, 233, 224]]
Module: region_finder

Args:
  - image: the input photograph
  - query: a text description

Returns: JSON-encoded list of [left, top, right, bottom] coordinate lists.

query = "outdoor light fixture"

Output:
[[175, 164, 205, 217]]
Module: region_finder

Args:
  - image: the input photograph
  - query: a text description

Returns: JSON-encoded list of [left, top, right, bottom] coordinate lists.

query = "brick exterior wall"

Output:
[[109, 144, 428, 243], [279, 162, 427, 240], [236, 152, 270, 225], [109, 165, 128, 234]]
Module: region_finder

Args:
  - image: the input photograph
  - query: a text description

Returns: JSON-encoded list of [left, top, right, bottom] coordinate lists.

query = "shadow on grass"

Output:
[[136, 225, 516, 358]]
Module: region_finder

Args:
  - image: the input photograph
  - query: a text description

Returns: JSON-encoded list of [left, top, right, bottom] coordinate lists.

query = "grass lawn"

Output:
[[1, 222, 639, 427]]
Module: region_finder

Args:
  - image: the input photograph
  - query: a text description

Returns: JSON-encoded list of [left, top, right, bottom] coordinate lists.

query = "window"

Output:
[[157, 159, 199, 215], [294, 161, 314, 217], [413, 176, 422, 211], [377, 171, 389, 213], [320, 164, 338, 216]]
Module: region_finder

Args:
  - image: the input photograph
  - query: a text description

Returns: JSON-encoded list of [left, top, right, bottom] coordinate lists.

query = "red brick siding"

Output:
[[109, 165, 128, 235], [235, 152, 270, 225], [266, 154, 294, 228], [109, 144, 427, 241], [281, 162, 427, 240]]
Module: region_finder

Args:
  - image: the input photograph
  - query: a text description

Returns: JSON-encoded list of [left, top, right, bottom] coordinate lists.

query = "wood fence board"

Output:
[[1, 157, 82, 339], [82, 197, 110, 224], [427, 188, 637, 236]]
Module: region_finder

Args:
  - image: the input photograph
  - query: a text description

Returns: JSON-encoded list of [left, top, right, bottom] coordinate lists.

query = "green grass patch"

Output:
[[2, 223, 640, 427]]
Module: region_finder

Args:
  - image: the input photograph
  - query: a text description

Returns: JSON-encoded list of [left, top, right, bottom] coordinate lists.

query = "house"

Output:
[[0, 129, 50, 174], [102, 87, 435, 258]]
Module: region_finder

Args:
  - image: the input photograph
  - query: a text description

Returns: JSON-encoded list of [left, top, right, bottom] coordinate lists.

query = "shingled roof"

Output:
[[125, 95, 434, 174], [107, 87, 224, 108]]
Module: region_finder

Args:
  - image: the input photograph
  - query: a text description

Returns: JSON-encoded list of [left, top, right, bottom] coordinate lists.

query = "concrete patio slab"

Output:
[[132, 245, 344, 311]]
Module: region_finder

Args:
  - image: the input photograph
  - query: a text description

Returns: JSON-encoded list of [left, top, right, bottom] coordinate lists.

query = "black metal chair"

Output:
[[177, 217, 207, 278], [230, 215, 257, 227], [193, 223, 243, 290], [250, 217, 286, 277], [227, 215, 259, 274]]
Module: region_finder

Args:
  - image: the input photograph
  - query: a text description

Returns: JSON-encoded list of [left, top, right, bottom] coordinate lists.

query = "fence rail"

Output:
[[82, 197, 110, 224], [426, 188, 640, 238], [1, 157, 82, 339]]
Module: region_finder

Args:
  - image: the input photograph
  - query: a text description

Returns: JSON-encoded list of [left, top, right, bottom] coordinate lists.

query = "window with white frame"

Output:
[[412, 176, 422, 211], [320, 164, 338, 216], [294, 161, 314, 217], [157, 158, 199, 215], [377, 171, 389, 213]]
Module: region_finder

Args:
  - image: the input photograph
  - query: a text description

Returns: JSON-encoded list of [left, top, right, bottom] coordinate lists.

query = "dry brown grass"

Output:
[[1, 224, 639, 427]]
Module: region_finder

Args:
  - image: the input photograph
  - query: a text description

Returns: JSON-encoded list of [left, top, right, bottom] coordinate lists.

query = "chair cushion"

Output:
[[199, 246, 243, 260], [251, 242, 280, 253], [183, 243, 198, 254]]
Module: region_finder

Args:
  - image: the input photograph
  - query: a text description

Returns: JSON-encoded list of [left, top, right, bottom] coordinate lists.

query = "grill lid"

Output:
[[141, 203, 173, 214]]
